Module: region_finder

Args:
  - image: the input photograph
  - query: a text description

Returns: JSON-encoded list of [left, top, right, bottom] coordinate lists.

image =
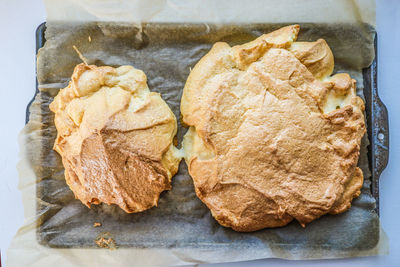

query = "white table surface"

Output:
[[1, 0, 399, 266]]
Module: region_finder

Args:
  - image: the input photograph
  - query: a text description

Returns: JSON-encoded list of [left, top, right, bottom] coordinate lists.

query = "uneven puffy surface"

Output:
[[181, 25, 366, 231], [50, 64, 181, 213]]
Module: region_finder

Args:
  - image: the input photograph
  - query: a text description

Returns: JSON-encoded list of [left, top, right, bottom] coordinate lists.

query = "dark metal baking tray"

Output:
[[30, 22, 389, 249]]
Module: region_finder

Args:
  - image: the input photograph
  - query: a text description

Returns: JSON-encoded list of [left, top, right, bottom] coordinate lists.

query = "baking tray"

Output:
[[29, 22, 389, 249]]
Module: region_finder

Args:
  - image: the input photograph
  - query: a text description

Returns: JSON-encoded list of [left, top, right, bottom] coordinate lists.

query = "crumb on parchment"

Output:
[[95, 232, 117, 250], [88, 36, 92, 42], [93, 222, 102, 227]]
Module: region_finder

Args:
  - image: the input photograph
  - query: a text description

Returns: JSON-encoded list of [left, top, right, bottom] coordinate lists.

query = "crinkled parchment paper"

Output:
[[7, 0, 388, 266]]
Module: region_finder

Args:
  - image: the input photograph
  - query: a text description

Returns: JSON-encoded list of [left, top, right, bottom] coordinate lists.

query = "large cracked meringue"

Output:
[[50, 64, 181, 213], [181, 25, 366, 231]]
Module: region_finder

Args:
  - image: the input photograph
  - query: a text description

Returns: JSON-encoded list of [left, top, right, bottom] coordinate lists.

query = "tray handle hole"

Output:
[[378, 132, 385, 142]]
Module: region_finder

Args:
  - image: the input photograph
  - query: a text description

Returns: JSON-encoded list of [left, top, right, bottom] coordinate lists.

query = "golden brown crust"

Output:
[[181, 25, 365, 231], [50, 64, 181, 213]]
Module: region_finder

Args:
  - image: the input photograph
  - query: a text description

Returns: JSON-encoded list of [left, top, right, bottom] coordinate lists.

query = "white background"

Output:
[[0, 0, 399, 266]]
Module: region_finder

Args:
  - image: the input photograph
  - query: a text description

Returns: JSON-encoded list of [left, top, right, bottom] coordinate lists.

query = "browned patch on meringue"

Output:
[[50, 64, 181, 213], [181, 25, 365, 232]]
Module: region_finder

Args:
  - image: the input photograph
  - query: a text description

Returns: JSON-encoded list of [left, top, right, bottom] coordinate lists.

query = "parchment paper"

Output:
[[8, 1, 388, 266]]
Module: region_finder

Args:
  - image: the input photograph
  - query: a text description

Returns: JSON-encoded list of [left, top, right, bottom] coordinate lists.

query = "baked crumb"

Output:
[[93, 222, 101, 227], [95, 232, 117, 249], [88, 36, 92, 42]]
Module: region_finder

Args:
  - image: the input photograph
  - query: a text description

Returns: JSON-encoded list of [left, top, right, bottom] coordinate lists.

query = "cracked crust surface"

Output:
[[181, 25, 366, 231], [50, 64, 181, 213]]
